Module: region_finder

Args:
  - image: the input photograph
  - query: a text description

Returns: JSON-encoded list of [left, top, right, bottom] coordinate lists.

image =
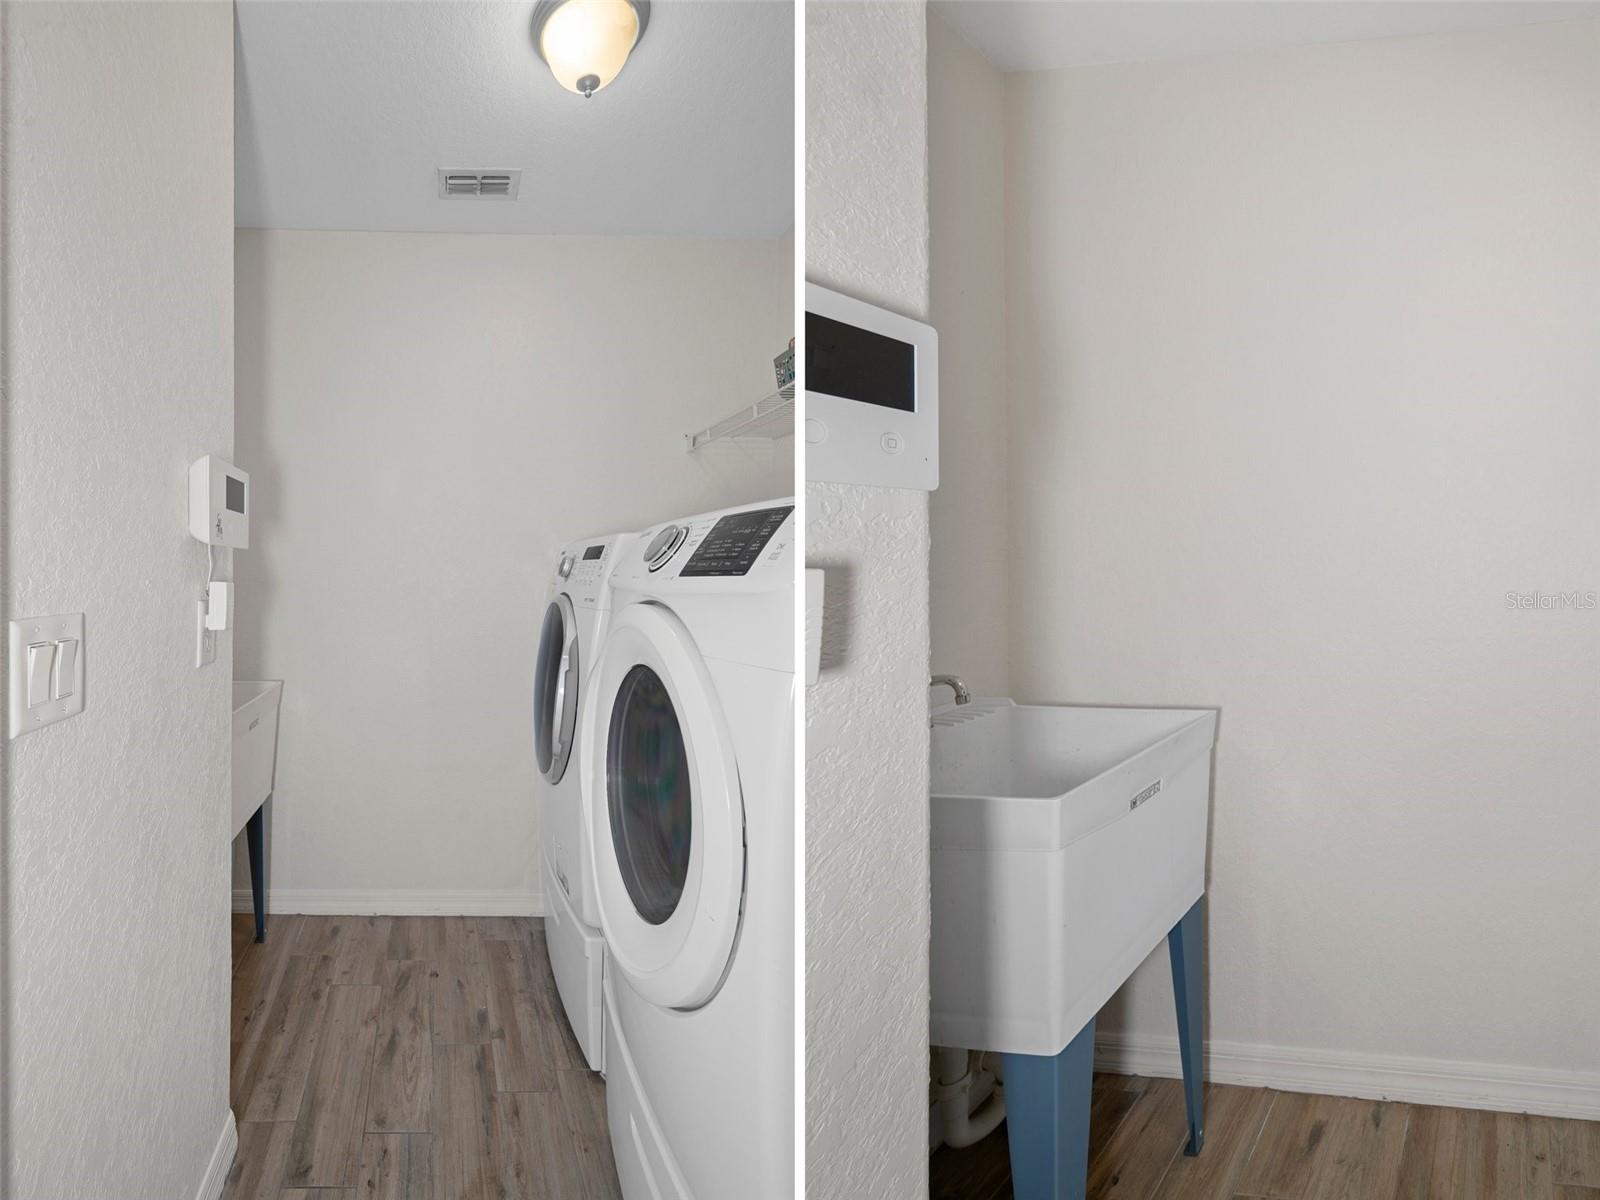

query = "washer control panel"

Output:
[[555, 536, 623, 607]]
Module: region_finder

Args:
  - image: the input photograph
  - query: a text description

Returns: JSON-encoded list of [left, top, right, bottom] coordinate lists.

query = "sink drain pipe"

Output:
[[933, 1046, 1007, 1149]]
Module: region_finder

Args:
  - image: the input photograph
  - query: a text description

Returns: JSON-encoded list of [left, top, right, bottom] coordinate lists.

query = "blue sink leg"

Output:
[[1168, 895, 1205, 1155], [1000, 1017, 1096, 1200], [246, 801, 267, 943]]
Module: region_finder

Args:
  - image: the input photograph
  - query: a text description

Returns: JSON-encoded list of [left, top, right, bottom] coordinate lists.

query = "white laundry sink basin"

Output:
[[929, 699, 1217, 1057], [232, 680, 282, 839]]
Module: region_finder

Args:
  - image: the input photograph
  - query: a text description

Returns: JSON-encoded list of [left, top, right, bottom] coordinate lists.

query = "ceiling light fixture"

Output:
[[531, 0, 651, 99]]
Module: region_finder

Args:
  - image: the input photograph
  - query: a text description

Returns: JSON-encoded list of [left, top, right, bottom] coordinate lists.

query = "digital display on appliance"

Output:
[[806, 313, 915, 413], [225, 476, 246, 514], [680, 506, 793, 577], [583, 545, 605, 560]]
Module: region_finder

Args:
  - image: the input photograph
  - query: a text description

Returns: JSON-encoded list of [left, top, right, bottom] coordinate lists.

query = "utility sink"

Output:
[[232, 680, 283, 839], [233, 680, 283, 944], [930, 699, 1217, 1058]]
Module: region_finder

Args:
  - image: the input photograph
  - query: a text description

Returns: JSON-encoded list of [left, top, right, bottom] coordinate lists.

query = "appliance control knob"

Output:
[[557, 554, 574, 579], [643, 524, 687, 570]]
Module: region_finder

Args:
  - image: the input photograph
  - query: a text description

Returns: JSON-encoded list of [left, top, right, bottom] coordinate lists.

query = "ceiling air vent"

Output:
[[437, 169, 522, 200]]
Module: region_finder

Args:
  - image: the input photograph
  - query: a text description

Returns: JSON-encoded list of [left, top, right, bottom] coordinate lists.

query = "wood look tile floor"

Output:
[[932, 1072, 1600, 1200], [225, 914, 622, 1200]]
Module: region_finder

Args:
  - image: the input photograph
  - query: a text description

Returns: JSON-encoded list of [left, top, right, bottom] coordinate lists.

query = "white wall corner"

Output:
[[1095, 1032, 1600, 1122], [194, 1110, 238, 1200], [232, 888, 544, 918]]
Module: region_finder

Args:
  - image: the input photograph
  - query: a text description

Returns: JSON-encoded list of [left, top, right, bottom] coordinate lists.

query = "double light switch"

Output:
[[9, 613, 86, 738]]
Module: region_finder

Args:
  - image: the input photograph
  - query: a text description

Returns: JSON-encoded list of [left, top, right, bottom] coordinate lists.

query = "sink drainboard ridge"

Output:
[[930, 700, 1006, 728]]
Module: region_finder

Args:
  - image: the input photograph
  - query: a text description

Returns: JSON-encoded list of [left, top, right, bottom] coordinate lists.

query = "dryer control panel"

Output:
[[680, 506, 791, 577], [610, 500, 794, 672], [622, 501, 794, 588]]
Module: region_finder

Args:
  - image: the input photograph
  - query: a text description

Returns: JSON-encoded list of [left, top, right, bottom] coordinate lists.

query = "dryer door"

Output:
[[584, 601, 743, 1010], [534, 593, 581, 785]]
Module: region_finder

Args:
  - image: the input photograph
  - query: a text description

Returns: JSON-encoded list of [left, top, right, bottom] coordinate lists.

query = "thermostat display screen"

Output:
[[806, 313, 914, 413], [189, 455, 250, 548]]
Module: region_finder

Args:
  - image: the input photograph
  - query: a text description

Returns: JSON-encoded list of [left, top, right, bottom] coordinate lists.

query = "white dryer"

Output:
[[580, 499, 795, 1200], [535, 531, 630, 1072]]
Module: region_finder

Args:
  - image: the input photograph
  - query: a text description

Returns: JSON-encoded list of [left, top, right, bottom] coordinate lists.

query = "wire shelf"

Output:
[[685, 383, 796, 452]]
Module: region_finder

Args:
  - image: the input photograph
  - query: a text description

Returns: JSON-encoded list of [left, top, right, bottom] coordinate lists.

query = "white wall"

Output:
[[3, 3, 237, 1195], [804, 4, 932, 1197], [1003, 18, 1600, 1109], [232, 229, 792, 912], [928, 15, 1009, 696]]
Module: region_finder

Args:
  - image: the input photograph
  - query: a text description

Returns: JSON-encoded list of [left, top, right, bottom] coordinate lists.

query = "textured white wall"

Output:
[[804, 4, 932, 1197], [2, 3, 236, 1196], [1006, 19, 1600, 1083], [928, 15, 1009, 696], [232, 229, 792, 910]]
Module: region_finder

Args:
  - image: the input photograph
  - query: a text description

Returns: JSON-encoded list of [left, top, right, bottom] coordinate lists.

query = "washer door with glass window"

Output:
[[534, 593, 581, 785], [584, 601, 744, 1010]]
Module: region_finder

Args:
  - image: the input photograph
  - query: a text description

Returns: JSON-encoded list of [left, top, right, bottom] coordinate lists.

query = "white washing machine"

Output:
[[580, 499, 795, 1200], [534, 531, 631, 1072]]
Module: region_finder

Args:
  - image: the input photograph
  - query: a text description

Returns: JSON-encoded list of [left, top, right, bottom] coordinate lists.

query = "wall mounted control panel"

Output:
[[805, 283, 938, 491], [189, 455, 250, 548], [9, 613, 86, 738]]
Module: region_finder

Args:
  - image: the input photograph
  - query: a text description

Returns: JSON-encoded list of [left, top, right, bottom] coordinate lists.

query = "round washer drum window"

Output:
[[533, 600, 567, 777], [607, 664, 692, 925]]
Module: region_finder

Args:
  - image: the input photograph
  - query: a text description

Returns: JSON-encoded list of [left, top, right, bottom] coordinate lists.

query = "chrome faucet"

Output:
[[931, 674, 971, 706]]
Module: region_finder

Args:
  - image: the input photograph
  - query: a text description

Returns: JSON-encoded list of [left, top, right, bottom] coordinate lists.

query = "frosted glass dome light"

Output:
[[532, 0, 651, 98]]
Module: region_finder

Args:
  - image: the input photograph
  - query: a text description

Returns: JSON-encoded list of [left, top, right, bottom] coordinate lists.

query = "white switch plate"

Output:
[[9, 613, 85, 738]]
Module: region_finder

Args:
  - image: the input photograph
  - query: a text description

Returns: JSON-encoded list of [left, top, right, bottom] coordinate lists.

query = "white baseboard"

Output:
[[1094, 1031, 1600, 1121], [232, 888, 544, 917], [194, 1110, 237, 1200]]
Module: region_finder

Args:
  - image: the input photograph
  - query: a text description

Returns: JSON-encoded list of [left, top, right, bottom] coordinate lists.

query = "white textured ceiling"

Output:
[[235, 0, 794, 235], [932, 1, 1600, 73]]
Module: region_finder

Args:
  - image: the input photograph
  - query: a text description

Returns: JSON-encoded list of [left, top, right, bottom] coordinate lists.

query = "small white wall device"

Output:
[[804, 568, 824, 685], [804, 282, 938, 491], [189, 455, 249, 548], [204, 581, 233, 631]]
